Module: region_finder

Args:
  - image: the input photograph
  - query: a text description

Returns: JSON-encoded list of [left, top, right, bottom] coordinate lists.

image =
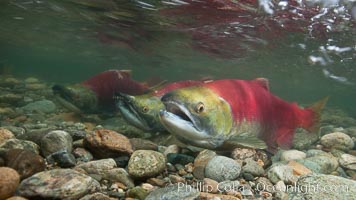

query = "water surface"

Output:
[[0, 0, 355, 116]]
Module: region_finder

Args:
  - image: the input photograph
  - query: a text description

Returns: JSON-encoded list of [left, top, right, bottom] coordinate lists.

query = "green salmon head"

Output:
[[115, 93, 166, 132], [159, 86, 233, 149]]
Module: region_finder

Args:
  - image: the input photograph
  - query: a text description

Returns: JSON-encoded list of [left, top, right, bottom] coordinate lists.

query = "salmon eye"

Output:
[[195, 102, 205, 113], [142, 106, 149, 113]]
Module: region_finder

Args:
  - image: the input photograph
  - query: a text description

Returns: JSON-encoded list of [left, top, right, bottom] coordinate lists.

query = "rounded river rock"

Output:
[[128, 150, 166, 179]]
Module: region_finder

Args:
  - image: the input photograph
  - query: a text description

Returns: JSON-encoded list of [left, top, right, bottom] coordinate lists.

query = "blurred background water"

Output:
[[0, 0, 355, 116]]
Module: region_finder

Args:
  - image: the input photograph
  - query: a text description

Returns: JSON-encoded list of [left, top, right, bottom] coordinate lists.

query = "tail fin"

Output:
[[302, 96, 329, 133]]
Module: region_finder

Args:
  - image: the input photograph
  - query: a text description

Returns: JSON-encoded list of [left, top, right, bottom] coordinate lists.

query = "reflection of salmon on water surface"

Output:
[[159, 79, 328, 153]]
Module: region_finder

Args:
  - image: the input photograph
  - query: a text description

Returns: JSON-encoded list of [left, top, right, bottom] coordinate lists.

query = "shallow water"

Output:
[[0, 0, 355, 116]]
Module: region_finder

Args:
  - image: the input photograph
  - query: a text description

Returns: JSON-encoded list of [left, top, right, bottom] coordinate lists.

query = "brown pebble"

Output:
[[193, 150, 216, 179], [287, 160, 312, 176], [169, 174, 185, 184], [185, 163, 194, 173], [112, 182, 127, 190], [200, 192, 240, 200], [83, 129, 133, 158], [231, 148, 256, 160], [5, 149, 46, 180], [0, 128, 14, 145], [202, 178, 219, 193], [178, 168, 187, 176], [141, 183, 155, 192], [147, 178, 168, 187], [0, 167, 20, 200]]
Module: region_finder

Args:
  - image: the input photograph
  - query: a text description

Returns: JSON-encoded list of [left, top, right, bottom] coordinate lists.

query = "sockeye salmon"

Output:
[[159, 79, 328, 153]]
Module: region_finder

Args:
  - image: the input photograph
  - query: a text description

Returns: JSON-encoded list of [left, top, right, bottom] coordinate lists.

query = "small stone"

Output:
[[193, 149, 216, 179], [79, 192, 116, 200], [17, 128, 51, 145], [242, 158, 265, 177], [17, 169, 100, 200], [22, 100, 56, 114], [157, 145, 167, 154], [163, 145, 180, 156], [73, 147, 93, 162], [0, 128, 14, 145], [178, 168, 187, 176], [0, 93, 23, 105], [305, 149, 330, 157], [0, 139, 40, 154], [167, 153, 194, 165], [274, 180, 286, 193], [201, 178, 219, 193], [5, 149, 46, 179], [46, 150, 76, 168], [127, 186, 149, 200], [130, 138, 158, 151], [297, 174, 356, 199], [0, 77, 20, 87], [255, 177, 274, 193], [231, 148, 256, 160], [0, 107, 15, 117], [280, 150, 306, 161], [70, 130, 87, 140], [267, 163, 297, 184], [242, 172, 255, 181], [339, 154, 356, 170], [40, 130, 73, 157], [75, 158, 117, 175], [73, 139, 84, 148], [25, 83, 47, 90], [287, 160, 312, 176], [145, 183, 199, 200], [200, 192, 240, 200], [218, 180, 240, 193], [113, 156, 130, 168], [141, 183, 155, 192], [346, 169, 356, 180], [169, 174, 185, 184], [0, 167, 20, 200], [296, 154, 339, 174], [102, 168, 135, 188], [147, 178, 168, 187], [128, 150, 166, 179], [3, 126, 26, 139], [24, 77, 39, 83], [330, 148, 346, 158], [205, 156, 241, 182], [320, 132, 354, 151], [83, 129, 133, 158]]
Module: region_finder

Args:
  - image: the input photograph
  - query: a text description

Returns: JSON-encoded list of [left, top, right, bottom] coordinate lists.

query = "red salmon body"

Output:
[[81, 70, 150, 105], [204, 79, 324, 151]]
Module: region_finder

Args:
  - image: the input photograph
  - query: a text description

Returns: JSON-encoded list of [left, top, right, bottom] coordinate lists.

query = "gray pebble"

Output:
[[205, 156, 241, 182], [41, 130, 73, 157], [145, 183, 199, 200]]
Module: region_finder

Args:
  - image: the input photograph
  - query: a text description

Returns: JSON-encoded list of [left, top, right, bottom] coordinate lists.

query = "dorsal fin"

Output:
[[119, 70, 132, 77], [254, 78, 269, 91]]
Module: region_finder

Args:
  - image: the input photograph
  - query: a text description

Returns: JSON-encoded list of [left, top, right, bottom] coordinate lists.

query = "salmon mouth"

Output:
[[159, 101, 206, 139], [115, 93, 151, 131]]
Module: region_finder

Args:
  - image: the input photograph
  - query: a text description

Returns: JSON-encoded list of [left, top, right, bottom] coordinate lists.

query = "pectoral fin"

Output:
[[227, 132, 267, 149]]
